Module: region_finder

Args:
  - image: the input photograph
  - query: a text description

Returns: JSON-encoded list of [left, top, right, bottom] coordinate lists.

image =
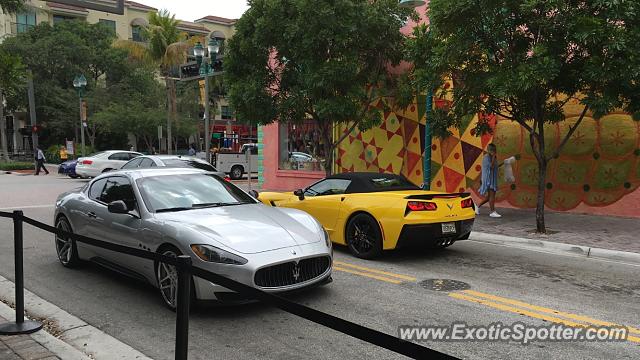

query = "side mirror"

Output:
[[249, 190, 259, 199], [108, 200, 129, 214], [293, 189, 305, 200]]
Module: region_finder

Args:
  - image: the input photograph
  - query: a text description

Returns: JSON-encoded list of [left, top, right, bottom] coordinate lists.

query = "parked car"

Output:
[[214, 145, 258, 180], [75, 151, 142, 178], [290, 152, 314, 163], [255, 172, 475, 259], [120, 155, 228, 179], [58, 159, 79, 178], [53, 168, 333, 309]]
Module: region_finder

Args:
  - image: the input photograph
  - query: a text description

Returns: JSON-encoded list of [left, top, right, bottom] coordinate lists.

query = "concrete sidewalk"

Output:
[[473, 207, 639, 254]]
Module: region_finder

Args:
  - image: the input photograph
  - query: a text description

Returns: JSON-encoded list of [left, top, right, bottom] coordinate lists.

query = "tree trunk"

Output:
[[0, 88, 10, 162], [535, 157, 547, 233]]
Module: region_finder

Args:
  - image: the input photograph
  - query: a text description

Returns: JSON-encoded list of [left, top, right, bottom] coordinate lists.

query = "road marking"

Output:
[[449, 292, 640, 343], [462, 290, 640, 335], [333, 266, 402, 284], [0, 204, 54, 211], [333, 261, 417, 281]]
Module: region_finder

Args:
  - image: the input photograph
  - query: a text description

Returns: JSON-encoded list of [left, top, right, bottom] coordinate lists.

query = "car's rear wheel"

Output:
[[155, 246, 195, 311], [55, 216, 80, 268], [346, 213, 383, 259], [230, 165, 243, 180]]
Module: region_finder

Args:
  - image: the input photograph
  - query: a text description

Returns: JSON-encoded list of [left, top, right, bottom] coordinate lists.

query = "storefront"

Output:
[[259, 120, 326, 191]]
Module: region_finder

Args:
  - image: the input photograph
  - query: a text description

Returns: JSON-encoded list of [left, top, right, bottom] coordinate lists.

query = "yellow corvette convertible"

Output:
[[254, 173, 475, 259]]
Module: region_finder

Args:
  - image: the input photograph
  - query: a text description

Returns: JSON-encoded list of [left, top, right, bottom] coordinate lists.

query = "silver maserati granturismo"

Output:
[[54, 168, 333, 309]]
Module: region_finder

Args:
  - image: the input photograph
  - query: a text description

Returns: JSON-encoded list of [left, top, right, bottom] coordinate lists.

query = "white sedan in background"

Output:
[[75, 150, 141, 178]]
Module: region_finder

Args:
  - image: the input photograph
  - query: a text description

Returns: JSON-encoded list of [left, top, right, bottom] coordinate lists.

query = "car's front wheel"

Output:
[[345, 213, 383, 259], [155, 246, 195, 311], [55, 216, 80, 267], [230, 165, 243, 180]]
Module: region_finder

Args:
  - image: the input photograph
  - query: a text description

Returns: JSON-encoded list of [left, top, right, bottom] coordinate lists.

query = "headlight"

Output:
[[190, 244, 248, 265]]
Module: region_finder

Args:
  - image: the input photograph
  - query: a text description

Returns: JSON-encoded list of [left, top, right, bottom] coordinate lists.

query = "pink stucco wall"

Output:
[[260, 123, 325, 191]]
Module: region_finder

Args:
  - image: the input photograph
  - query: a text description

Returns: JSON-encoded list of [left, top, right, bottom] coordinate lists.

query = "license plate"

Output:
[[441, 222, 456, 234]]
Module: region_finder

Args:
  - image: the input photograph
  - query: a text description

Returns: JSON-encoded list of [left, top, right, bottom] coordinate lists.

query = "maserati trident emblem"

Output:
[[447, 203, 454, 211], [292, 262, 301, 281]]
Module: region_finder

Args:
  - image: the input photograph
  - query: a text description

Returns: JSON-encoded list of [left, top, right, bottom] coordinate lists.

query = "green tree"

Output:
[[0, 20, 129, 146], [225, 0, 414, 174], [0, 0, 24, 13], [407, 0, 639, 233], [0, 50, 25, 161]]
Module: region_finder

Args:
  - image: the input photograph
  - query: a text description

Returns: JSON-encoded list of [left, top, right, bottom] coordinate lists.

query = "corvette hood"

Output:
[[154, 204, 321, 254]]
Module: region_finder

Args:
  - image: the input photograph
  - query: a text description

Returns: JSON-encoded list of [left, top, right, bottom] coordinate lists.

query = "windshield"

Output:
[[136, 174, 255, 213], [162, 159, 217, 172]]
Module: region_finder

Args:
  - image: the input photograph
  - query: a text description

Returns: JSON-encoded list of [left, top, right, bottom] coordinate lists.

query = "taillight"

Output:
[[224, 176, 231, 182], [82, 160, 93, 165], [406, 201, 437, 212], [461, 198, 474, 209]]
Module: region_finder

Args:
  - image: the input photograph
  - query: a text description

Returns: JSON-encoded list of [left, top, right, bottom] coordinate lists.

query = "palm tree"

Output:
[[115, 9, 205, 154]]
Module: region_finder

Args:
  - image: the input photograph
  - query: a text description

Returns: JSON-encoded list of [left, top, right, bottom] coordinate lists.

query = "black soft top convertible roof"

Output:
[[326, 172, 421, 194]]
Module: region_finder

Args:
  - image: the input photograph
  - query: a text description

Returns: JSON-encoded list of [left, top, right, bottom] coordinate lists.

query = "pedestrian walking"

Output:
[[188, 144, 196, 156], [476, 143, 500, 217], [34, 146, 49, 175]]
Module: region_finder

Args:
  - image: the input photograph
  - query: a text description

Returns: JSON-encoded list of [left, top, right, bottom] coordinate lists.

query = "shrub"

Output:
[[0, 162, 35, 171]]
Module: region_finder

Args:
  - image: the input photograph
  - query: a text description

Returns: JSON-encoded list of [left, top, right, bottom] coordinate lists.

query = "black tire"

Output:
[[345, 213, 383, 259], [155, 245, 195, 311], [69, 174, 79, 179], [55, 216, 80, 268], [230, 165, 243, 180], [458, 232, 470, 240]]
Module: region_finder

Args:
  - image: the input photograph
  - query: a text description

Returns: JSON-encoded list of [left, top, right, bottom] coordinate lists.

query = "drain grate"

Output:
[[420, 279, 470, 292]]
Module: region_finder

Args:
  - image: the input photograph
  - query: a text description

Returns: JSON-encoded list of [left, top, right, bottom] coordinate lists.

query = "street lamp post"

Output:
[[398, 0, 432, 190], [194, 39, 220, 164], [72, 74, 87, 157]]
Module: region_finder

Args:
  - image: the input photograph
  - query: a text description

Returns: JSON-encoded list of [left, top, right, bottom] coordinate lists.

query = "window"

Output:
[[121, 158, 143, 169], [136, 174, 255, 212], [221, 106, 234, 120], [88, 178, 108, 201], [15, 11, 36, 33], [304, 179, 351, 197], [369, 176, 418, 190], [101, 177, 136, 210], [278, 121, 325, 172], [131, 25, 144, 42], [162, 159, 215, 171], [53, 15, 76, 24], [108, 152, 130, 161], [99, 19, 116, 34], [139, 158, 156, 167]]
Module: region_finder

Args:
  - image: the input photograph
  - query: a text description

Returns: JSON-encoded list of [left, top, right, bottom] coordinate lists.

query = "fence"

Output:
[[0, 210, 459, 359]]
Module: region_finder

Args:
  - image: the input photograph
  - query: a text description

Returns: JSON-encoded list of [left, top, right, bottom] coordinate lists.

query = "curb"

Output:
[[469, 232, 640, 265], [0, 275, 152, 360]]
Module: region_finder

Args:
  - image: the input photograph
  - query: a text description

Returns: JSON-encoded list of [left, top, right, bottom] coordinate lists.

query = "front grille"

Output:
[[254, 256, 331, 288]]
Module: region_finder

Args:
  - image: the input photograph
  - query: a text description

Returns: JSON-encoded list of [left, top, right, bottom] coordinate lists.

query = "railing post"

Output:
[[175, 255, 192, 360], [0, 210, 43, 335]]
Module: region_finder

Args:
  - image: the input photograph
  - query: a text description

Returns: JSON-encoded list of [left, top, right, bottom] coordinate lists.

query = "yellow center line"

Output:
[[333, 266, 402, 284], [449, 292, 640, 344], [462, 290, 640, 336], [333, 261, 417, 281]]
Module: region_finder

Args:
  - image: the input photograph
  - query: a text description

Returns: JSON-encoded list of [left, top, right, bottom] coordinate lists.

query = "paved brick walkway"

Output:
[[0, 316, 59, 360], [473, 207, 639, 254]]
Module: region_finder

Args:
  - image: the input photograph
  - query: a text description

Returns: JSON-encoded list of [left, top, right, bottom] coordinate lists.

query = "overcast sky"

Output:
[[136, 0, 250, 21]]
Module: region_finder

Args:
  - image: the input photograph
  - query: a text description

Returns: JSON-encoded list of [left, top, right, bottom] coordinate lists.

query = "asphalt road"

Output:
[[0, 173, 638, 359]]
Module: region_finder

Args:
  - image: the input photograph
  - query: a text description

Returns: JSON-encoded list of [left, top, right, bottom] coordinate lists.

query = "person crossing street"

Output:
[[34, 146, 49, 175]]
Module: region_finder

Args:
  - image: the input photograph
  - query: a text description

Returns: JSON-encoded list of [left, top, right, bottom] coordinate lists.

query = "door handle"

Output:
[[87, 212, 97, 219]]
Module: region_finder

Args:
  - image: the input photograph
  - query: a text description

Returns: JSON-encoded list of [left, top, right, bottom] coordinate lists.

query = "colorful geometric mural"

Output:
[[335, 96, 640, 211]]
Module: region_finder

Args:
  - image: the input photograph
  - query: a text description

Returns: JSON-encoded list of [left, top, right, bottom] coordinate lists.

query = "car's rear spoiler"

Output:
[[405, 192, 471, 200]]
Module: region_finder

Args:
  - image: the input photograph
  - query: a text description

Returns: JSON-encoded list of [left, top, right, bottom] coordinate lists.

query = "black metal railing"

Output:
[[0, 210, 459, 360]]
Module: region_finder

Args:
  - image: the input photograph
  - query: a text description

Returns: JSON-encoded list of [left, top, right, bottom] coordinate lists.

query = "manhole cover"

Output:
[[420, 279, 470, 292]]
